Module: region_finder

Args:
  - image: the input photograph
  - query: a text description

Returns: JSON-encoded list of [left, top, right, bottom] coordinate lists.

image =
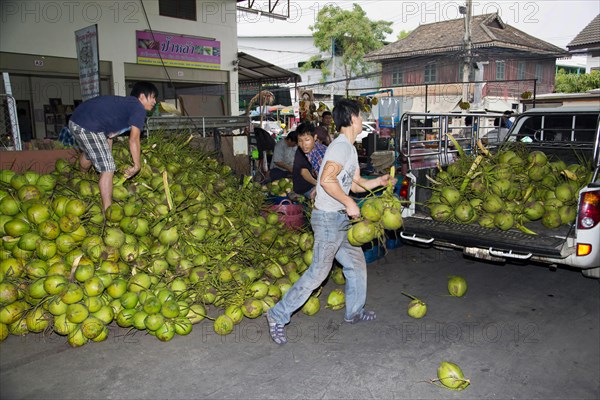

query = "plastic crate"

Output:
[[385, 229, 403, 250], [265, 195, 289, 205], [363, 243, 384, 264]]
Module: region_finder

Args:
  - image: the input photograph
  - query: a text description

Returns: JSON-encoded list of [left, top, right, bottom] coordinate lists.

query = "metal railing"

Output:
[[146, 115, 250, 137], [0, 93, 22, 151], [398, 111, 504, 171]]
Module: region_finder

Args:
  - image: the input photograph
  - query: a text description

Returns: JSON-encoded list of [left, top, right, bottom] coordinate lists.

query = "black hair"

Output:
[[295, 122, 315, 137], [286, 130, 298, 144], [322, 111, 332, 118], [465, 116, 472, 126], [130, 81, 159, 99], [333, 98, 360, 129]]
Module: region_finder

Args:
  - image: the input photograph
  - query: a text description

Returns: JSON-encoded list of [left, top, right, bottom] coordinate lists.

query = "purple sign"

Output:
[[136, 31, 221, 70]]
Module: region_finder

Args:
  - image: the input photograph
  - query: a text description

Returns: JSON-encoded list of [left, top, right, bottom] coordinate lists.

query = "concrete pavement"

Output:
[[1, 244, 599, 399]]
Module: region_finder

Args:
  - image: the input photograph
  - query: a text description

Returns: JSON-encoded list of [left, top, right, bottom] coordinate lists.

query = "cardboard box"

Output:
[[1, 149, 77, 173]]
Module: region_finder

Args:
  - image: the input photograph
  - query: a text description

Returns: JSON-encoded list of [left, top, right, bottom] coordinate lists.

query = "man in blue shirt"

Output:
[[292, 122, 327, 198], [502, 110, 514, 129], [69, 81, 158, 211]]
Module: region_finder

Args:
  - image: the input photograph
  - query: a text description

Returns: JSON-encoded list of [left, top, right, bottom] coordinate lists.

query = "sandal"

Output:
[[266, 311, 287, 345], [344, 310, 377, 324]]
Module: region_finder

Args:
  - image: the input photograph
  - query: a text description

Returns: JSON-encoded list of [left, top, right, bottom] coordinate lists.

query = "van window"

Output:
[[512, 113, 599, 143], [542, 115, 572, 141], [574, 114, 598, 142]]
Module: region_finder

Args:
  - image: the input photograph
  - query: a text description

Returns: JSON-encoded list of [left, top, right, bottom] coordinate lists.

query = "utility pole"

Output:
[[461, 0, 473, 107], [330, 37, 335, 104]]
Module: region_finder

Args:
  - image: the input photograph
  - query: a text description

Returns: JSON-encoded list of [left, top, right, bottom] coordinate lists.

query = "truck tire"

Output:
[[581, 267, 600, 279]]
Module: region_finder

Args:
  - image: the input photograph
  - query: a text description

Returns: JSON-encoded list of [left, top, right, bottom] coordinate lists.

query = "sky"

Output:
[[237, 0, 599, 50]]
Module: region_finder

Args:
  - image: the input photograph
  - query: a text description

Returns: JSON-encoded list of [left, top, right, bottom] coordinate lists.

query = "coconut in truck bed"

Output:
[[398, 108, 600, 276]]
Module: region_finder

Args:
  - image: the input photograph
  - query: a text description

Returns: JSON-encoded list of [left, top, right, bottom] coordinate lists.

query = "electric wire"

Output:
[[139, 0, 177, 98]]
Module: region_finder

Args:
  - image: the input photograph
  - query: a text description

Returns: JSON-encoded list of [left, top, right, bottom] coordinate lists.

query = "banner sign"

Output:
[[136, 31, 221, 70], [75, 25, 101, 101]]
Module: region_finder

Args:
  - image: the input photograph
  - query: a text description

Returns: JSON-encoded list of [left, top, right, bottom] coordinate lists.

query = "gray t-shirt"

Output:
[[314, 135, 358, 212], [270, 140, 297, 170]]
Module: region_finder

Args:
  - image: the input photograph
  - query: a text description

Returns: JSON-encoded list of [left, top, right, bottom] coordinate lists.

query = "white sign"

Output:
[[75, 25, 100, 101]]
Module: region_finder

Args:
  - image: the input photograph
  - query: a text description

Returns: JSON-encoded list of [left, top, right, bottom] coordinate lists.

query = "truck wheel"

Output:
[[581, 267, 600, 279]]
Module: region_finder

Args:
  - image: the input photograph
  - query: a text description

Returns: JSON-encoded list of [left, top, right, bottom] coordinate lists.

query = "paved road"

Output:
[[1, 244, 599, 399]]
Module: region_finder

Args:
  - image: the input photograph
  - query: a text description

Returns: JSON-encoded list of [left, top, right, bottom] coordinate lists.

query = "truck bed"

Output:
[[402, 215, 572, 257]]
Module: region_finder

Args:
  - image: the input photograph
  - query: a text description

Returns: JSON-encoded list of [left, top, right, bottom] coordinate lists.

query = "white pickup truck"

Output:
[[398, 107, 600, 278]]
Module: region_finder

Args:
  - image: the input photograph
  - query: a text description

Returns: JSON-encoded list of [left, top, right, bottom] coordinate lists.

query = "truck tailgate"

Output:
[[403, 217, 568, 257]]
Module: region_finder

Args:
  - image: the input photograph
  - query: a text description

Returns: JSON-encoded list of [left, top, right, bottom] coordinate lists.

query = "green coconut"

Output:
[[326, 289, 345, 311], [482, 193, 504, 213], [453, 202, 475, 223], [542, 209, 562, 228], [440, 187, 461, 206], [558, 205, 576, 224], [448, 275, 468, 297], [361, 197, 384, 222], [494, 211, 514, 231], [437, 361, 470, 390], [523, 201, 545, 221], [430, 204, 453, 222]]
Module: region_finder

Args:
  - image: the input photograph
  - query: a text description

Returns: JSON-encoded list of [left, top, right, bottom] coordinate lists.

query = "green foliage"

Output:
[[304, 4, 392, 90], [554, 70, 600, 93], [397, 30, 412, 40]]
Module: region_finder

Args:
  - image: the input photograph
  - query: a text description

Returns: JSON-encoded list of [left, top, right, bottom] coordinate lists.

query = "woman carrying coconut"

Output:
[[266, 98, 396, 345]]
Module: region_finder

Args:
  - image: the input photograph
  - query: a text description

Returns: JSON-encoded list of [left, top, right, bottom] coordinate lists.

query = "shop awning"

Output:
[[237, 52, 301, 86]]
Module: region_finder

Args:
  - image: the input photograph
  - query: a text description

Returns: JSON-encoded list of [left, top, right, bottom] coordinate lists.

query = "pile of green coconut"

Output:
[[0, 133, 353, 346], [426, 139, 593, 234]]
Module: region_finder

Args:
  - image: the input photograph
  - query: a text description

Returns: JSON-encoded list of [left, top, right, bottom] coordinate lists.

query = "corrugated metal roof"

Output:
[[365, 13, 568, 62], [567, 14, 600, 49], [237, 52, 301, 85]]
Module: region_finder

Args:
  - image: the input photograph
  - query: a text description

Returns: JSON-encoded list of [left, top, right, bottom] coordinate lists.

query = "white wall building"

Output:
[[1, 0, 239, 140], [238, 35, 381, 107]]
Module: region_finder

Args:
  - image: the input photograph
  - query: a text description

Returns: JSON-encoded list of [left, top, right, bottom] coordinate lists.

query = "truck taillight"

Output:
[[577, 190, 600, 229], [399, 177, 410, 200]]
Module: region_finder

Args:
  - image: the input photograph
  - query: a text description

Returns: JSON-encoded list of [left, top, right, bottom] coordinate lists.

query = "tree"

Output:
[[554, 70, 600, 93], [397, 30, 412, 40], [301, 4, 392, 95]]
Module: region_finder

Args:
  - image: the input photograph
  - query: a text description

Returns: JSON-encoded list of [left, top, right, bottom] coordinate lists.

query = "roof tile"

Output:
[[365, 13, 567, 61]]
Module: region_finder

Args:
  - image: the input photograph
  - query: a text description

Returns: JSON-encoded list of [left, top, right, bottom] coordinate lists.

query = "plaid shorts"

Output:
[[69, 121, 116, 173]]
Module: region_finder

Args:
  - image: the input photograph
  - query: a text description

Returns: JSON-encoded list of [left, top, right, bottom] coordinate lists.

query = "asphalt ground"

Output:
[[1, 244, 599, 400]]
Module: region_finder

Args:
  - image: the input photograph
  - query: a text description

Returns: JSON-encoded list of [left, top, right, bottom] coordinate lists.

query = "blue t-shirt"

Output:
[[70, 96, 146, 137]]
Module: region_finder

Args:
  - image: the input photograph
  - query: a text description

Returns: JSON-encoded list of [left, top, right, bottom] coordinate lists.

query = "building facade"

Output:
[[365, 13, 569, 112], [567, 14, 600, 73], [1, 0, 240, 140], [238, 35, 381, 109]]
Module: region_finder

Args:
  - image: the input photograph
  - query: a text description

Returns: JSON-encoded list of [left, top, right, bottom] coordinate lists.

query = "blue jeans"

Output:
[[268, 210, 368, 324]]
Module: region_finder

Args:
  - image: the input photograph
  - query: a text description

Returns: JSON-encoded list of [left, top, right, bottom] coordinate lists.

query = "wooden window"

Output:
[[517, 61, 526, 80], [424, 64, 437, 83], [159, 0, 196, 21], [392, 68, 403, 86], [496, 61, 505, 80], [458, 63, 475, 81], [535, 64, 543, 82]]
